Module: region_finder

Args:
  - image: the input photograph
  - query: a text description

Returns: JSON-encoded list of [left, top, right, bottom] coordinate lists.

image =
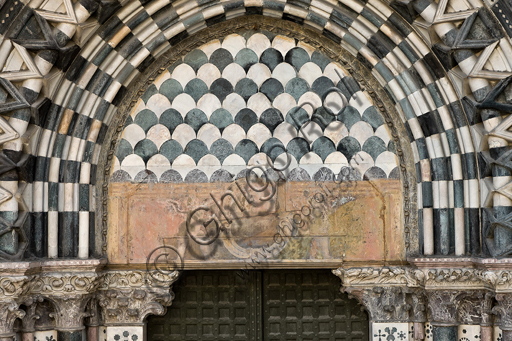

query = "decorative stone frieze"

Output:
[[333, 267, 422, 288], [96, 271, 179, 326]]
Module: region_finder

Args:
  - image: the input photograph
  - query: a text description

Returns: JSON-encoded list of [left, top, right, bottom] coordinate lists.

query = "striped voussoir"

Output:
[[0, 0, 510, 260]]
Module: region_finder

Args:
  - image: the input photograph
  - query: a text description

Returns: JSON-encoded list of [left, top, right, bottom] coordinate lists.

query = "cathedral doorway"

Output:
[[147, 269, 369, 341]]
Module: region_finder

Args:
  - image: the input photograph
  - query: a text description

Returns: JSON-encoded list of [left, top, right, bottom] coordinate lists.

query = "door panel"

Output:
[[148, 271, 261, 341], [147, 270, 368, 341], [262, 270, 368, 341]]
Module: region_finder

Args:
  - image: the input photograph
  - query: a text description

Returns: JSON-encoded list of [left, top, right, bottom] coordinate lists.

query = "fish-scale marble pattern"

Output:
[[112, 33, 398, 183]]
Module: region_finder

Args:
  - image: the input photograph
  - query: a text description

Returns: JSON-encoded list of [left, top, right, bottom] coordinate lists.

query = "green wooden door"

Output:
[[147, 270, 368, 341]]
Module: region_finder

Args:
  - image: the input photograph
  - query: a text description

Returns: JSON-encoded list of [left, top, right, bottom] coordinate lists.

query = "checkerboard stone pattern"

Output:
[[111, 33, 399, 183]]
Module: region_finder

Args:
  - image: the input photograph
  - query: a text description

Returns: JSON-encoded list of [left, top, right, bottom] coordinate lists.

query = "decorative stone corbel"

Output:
[[96, 270, 179, 325]]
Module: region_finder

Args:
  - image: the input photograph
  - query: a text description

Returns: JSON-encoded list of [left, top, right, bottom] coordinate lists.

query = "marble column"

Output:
[[426, 291, 458, 341]]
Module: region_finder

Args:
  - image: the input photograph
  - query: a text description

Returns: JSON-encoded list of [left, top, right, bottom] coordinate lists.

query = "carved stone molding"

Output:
[[423, 269, 486, 290], [96, 271, 179, 326], [493, 293, 512, 330], [333, 267, 422, 287]]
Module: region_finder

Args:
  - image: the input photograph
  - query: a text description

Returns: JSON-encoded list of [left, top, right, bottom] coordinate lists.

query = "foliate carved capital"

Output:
[[31, 272, 101, 331], [478, 291, 495, 327], [426, 290, 459, 325], [455, 290, 489, 325], [97, 271, 179, 326], [409, 289, 427, 322], [361, 286, 411, 322], [47, 294, 92, 331], [0, 299, 25, 337], [332, 267, 423, 287], [20, 295, 44, 332], [493, 293, 512, 330]]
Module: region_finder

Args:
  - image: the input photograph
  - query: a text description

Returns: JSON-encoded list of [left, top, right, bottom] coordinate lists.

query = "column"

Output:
[[96, 271, 179, 341], [426, 291, 458, 341]]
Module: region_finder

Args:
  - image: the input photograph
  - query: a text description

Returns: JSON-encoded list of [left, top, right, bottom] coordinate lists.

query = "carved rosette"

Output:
[[30, 273, 101, 331], [97, 270, 179, 326]]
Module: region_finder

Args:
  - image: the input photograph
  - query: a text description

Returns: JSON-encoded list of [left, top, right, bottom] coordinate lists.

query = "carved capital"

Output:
[[409, 289, 427, 323], [21, 296, 44, 332], [478, 291, 495, 327], [426, 290, 458, 326], [97, 271, 179, 325], [0, 299, 25, 337], [493, 293, 512, 330], [47, 294, 92, 331], [455, 290, 489, 325], [361, 286, 411, 322]]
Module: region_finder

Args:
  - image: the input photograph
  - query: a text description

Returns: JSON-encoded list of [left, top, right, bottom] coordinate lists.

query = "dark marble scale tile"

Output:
[[185, 169, 209, 182], [285, 47, 310, 71], [210, 169, 233, 182], [287, 137, 310, 162], [184, 78, 208, 102], [261, 138, 286, 162], [260, 48, 284, 71], [210, 48, 234, 72], [312, 136, 336, 161], [337, 136, 361, 160], [286, 107, 309, 129], [362, 106, 384, 130], [184, 139, 209, 163], [260, 108, 284, 132], [312, 106, 335, 129], [311, 76, 335, 98], [364, 166, 387, 179], [134, 169, 158, 182], [285, 77, 309, 101], [210, 108, 233, 132], [235, 139, 259, 163], [184, 108, 208, 132], [210, 78, 234, 102], [210, 138, 234, 163], [160, 169, 183, 182], [260, 78, 284, 102], [159, 78, 183, 102], [337, 105, 361, 129], [235, 48, 259, 71], [134, 139, 158, 163], [159, 108, 183, 134], [235, 78, 258, 101], [134, 109, 158, 132], [311, 51, 331, 71], [235, 108, 258, 132], [362, 136, 387, 160], [184, 49, 208, 72], [141, 84, 158, 103], [160, 139, 183, 163], [116, 138, 133, 163]]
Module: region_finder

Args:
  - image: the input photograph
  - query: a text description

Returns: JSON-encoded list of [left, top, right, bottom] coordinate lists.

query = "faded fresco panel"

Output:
[[108, 179, 403, 267]]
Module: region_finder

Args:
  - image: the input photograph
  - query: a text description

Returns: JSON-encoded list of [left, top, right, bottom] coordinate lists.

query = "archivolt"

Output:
[[4, 0, 483, 259]]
